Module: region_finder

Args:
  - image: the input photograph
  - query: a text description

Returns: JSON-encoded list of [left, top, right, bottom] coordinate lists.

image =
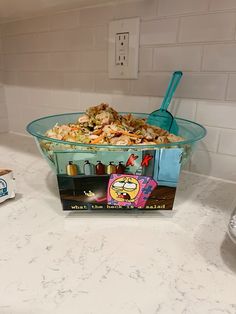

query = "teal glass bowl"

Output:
[[26, 112, 206, 172]]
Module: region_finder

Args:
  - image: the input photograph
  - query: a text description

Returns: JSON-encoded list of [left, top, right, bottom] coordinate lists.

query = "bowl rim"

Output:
[[26, 111, 207, 149]]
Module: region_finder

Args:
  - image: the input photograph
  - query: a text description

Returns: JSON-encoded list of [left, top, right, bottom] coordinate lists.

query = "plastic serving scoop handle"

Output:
[[160, 71, 183, 112], [147, 71, 183, 134]]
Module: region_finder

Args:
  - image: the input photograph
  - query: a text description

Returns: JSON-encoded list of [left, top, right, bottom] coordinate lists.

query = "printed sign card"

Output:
[[55, 148, 183, 210]]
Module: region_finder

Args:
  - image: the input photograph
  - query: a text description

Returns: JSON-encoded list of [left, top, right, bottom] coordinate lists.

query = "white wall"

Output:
[[1, 0, 236, 181]]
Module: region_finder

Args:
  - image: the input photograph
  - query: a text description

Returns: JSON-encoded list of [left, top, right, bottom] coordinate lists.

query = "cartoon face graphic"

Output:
[[109, 176, 140, 203]]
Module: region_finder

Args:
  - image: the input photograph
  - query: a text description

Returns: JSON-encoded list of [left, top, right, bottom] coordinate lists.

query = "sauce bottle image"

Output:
[[107, 162, 116, 174], [66, 161, 78, 176], [95, 161, 105, 175], [83, 160, 94, 175], [116, 161, 125, 174]]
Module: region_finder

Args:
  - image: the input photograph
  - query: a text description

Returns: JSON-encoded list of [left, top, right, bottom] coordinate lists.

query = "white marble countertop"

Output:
[[1, 133, 236, 314]]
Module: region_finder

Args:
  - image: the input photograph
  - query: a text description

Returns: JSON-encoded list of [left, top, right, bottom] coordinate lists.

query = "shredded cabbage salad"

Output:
[[45, 103, 184, 145]]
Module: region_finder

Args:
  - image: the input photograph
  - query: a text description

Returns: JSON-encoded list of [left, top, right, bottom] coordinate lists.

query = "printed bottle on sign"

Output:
[[96, 161, 105, 175], [66, 161, 78, 176], [116, 161, 125, 174], [107, 162, 116, 174], [83, 160, 94, 175]]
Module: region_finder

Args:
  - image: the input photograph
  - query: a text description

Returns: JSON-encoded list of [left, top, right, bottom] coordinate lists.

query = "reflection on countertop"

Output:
[[1, 132, 236, 314]]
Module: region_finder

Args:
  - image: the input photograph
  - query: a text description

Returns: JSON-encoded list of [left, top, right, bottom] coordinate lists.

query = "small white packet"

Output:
[[0, 169, 16, 203]]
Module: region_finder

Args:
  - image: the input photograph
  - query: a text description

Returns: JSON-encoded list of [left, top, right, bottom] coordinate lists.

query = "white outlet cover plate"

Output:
[[108, 17, 140, 79]]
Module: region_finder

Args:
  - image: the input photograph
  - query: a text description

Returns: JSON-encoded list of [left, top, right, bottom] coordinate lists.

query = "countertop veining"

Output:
[[0, 133, 236, 314]]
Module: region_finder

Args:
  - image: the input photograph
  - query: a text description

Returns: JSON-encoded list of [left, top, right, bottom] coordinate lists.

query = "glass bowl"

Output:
[[26, 112, 206, 172]]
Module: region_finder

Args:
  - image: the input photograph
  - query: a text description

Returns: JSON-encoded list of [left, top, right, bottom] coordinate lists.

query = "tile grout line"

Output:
[[193, 100, 198, 122], [200, 45, 205, 71], [155, 0, 159, 17], [150, 46, 154, 71], [233, 11, 236, 40], [216, 129, 221, 154], [207, 0, 212, 12], [176, 16, 181, 43], [224, 73, 230, 101]]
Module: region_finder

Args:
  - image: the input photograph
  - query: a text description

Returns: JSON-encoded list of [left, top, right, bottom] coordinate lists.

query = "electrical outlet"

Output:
[[108, 18, 140, 79], [115, 32, 129, 66]]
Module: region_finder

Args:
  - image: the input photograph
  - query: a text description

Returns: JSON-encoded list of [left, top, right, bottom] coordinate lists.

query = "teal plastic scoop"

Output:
[[147, 71, 183, 135]]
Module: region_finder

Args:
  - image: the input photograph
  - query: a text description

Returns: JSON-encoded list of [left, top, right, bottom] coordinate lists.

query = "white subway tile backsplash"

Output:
[[218, 129, 236, 156], [4, 54, 20, 71], [0, 95, 7, 117], [5, 86, 30, 107], [3, 16, 50, 35], [114, 0, 157, 20], [48, 30, 65, 51], [190, 150, 236, 181], [131, 73, 226, 100], [226, 74, 236, 101], [93, 26, 108, 50], [34, 33, 52, 52], [78, 50, 107, 72], [25, 16, 50, 34], [158, 0, 209, 17], [170, 98, 197, 120], [49, 52, 78, 71], [50, 11, 80, 30], [196, 101, 236, 128], [130, 73, 171, 96], [154, 46, 202, 71], [0, 55, 3, 70], [111, 95, 150, 113], [64, 72, 94, 91], [203, 44, 236, 71], [139, 47, 153, 72], [80, 92, 113, 109], [140, 18, 178, 45], [43, 71, 64, 89], [176, 74, 227, 100], [7, 103, 28, 134], [64, 28, 94, 51], [0, 71, 3, 84], [50, 89, 80, 110], [28, 87, 52, 107], [197, 126, 220, 152], [149, 97, 167, 111], [4, 33, 51, 53], [147, 97, 162, 111], [0, 117, 8, 133], [3, 71, 18, 85], [4, 53, 49, 71], [95, 73, 129, 94], [210, 0, 236, 11], [16, 34, 38, 53], [8, 101, 73, 134], [3, 36, 19, 53], [15, 71, 40, 87], [23, 53, 49, 71], [48, 28, 94, 51], [179, 13, 236, 42], [17, 71, 64, 89], [80, 5, 114, 26], [0, 104, 7, 119]]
